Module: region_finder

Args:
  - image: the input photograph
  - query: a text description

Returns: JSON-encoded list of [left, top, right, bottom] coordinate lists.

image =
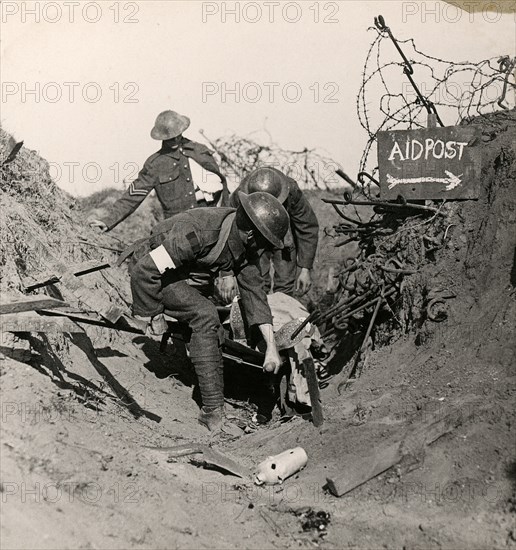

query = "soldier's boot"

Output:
[[199, 356, 226, 431], [198, 404, 224, 431], [193, 359, 225, 431], [190, 331, 225, 432]]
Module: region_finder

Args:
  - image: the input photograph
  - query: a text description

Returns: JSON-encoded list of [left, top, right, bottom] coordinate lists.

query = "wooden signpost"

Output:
[[377, 125, 482, 200]]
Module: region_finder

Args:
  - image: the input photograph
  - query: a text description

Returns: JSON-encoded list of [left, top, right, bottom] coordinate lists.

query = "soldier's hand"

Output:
[[263, 346, 282, 374], [88, 219, 108, 232], [295, 268, 312, 295], [219, 275, 238, 304]]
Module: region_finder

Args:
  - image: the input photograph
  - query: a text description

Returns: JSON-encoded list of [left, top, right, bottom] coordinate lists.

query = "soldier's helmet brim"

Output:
[[151, 111, 191, 140], [238, 191, 287, 250], [240, 167, 290, 204]]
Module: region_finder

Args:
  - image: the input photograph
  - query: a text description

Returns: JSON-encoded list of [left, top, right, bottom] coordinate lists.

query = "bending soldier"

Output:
[[130, 192, 289, 431], [224, 167, 318, 301], [89, 110, 228, 232]]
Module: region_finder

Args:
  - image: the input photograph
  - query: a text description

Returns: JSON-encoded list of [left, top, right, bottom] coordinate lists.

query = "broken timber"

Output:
[[325, 399, 479, 497], [0, 295, 69, 315], [28, 243, 124, 324], [38, 309, 147, 334], [23, 261, 111, 292], [56, 263, 124, 324], [302, 357, 324, 427], [0, 312, 83, 334]]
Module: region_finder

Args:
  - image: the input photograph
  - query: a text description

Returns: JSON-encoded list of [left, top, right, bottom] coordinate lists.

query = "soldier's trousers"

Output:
[[161, 274, 224, 410], [260, 247, 297, 297]]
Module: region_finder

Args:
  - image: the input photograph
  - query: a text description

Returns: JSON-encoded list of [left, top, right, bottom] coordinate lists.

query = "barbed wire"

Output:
[[200, 129, 342, 191], [201, 26, 514, 195], [358, 25, 515, 178]]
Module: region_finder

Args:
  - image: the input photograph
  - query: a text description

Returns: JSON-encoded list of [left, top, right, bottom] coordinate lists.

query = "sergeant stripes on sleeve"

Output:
[[128, 182, 149, 196]]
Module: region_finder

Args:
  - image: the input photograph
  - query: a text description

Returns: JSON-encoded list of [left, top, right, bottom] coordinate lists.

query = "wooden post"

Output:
[[303, 357, 324, 427], [0, 296, 68, 315]]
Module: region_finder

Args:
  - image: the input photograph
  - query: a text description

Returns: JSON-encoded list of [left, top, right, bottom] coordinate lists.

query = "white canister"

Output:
[[254, 447, 308, 485]]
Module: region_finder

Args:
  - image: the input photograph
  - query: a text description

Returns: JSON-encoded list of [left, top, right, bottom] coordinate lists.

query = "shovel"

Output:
[[275, 318, 315, 351], [144, 443, 250, 479]]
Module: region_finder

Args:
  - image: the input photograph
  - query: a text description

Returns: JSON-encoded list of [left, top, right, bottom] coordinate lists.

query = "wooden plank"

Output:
[[0, 295, 69, 315], [302, 357, 324, 427], [377, 125, 481, 200], [325, 400, 478, 497], [58, 267, 124, 324], [23, 261, 111, 291], [0, 312, 83, 334], [38, 309, 147, 335]]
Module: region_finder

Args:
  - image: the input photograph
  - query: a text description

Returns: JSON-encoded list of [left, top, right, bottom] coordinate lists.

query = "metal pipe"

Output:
[[335, 287, 396, 323], [325, 193, 443, 215], [374, 15, 444, 126]]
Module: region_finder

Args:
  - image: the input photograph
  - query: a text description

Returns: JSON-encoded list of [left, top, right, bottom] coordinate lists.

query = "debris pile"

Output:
[[315, 109, 516, 382], [296, 508, 331, 538], [318, 194, 448, 340]]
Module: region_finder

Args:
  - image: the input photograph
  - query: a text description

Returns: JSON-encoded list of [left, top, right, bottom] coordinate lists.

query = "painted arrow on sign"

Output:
[[387, 170, 463, 191]]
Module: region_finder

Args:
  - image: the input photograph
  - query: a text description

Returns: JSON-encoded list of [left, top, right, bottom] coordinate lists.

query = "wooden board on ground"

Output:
[[57, 265, 124, 324], [0, 312, 84, 334], [0, 295, 69, 315], [38, 309, 147, 335], [377, 125, 481, 200], [23, 261, 111, 292], [325, 398, 479, 497]]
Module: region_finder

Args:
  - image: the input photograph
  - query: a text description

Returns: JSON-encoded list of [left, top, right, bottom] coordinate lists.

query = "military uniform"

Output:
[[131, 207, 273, 412], [230, 171, 319, 295], [101, 138, 227, 231]]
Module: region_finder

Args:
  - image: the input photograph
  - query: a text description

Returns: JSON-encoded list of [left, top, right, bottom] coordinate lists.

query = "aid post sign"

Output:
[[377, 125, 481, 200]]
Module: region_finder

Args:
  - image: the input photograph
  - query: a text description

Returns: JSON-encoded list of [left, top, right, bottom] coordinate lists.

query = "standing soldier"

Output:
[[89, 110, 228, 232], [222, 167, 319, 301], [131, 192, 290, 431]]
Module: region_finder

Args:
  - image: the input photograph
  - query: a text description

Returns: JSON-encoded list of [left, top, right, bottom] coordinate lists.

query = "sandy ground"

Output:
[[1, 111, 515, 549], [1, 307, 514, 549]]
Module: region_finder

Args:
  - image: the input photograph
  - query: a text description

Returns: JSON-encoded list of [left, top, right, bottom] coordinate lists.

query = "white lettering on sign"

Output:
[[387, 171, 463, 191], [388, 139, 469, 162]]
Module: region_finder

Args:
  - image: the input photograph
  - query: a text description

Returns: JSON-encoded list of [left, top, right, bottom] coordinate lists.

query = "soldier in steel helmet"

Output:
[[89, 110, 228, 232], [130, 192, 290, 431], [222, 167, 319, 301]]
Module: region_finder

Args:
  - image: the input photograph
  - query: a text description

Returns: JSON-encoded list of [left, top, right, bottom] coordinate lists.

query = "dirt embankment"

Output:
[[0, 111, 515, 549]]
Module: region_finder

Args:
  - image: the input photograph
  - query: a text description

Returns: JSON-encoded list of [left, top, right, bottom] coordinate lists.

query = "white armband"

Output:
[[149, 245, 176, 274]]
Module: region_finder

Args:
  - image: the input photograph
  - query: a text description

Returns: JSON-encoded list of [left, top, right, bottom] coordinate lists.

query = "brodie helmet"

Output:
[[151, 110, 190, 140], [237, 191, 289, 249]]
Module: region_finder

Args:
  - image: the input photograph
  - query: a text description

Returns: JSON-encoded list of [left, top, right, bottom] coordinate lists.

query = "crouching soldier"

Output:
[[130, 192, 290, 431], [224, 167, 319, 301]]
